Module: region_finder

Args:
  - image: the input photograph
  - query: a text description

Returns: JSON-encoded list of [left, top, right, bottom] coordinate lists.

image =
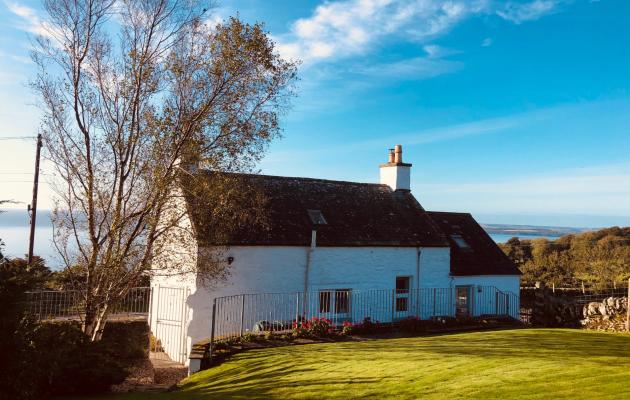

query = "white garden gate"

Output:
[[150, 286, 189, 364]]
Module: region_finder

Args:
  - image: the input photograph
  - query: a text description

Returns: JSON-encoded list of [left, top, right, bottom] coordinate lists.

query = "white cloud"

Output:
[[275, 0, 564, 64], [422, 44, 458, 58], [4, 1, 51, 37], [356, 55, 462, 79], [496, 0, 562, 24], [481, 37, 493, 47], [276, 0, 487, 63]]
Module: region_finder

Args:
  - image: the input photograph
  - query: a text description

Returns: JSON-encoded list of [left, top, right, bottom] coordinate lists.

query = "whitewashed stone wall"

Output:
[[151, 242, 520, 367], [452, 275, 521, 295], [172, 245, 451, 363]]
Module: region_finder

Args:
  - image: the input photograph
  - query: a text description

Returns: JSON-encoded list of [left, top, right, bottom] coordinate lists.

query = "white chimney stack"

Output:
[[379, 144, 411, 191]]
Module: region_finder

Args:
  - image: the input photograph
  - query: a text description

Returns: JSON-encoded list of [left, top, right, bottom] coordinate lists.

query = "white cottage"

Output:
[[151, 145, 521, 370]]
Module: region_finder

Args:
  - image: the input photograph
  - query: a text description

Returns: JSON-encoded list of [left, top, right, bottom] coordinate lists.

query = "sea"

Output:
[[488, 233, 561, 244]]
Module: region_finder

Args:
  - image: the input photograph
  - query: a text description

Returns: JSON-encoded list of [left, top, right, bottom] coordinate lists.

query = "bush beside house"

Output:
[[0, 252, 150, 399]]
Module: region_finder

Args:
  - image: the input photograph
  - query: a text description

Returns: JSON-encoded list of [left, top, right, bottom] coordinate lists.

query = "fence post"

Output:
[[147, 287, 154, 347], [391, 289, 395, 323], [239, 294, 245, 337], [626, 278, 629, 332], [210, 298, 217, 363], [495, 291, 499, 315], [295, 292, 300, 326], [505, 293, 510, 317]]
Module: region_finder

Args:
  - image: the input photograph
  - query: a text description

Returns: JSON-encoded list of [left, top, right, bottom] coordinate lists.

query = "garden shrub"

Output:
[[342, 320, 355, 335], [29, 322, 128, 397], [341, 317, 381, 335], [242, 332, 257, 342], [100, 320, 149, 361], [0, 321, 128, 399], [292, 317, 333, 338]]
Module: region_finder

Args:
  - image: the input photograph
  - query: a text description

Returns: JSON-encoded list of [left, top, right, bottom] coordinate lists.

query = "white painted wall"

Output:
[[452, 275, 521, 318], [183, 245, 451, 354], [379, 164, 411, 191], [150, 239, 520, 368], [452, 275, 521, 295]]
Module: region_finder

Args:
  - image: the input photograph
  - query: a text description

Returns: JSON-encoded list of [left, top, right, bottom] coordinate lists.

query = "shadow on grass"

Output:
[[357, 329, 630, 361], [174, 329, 630, 399]]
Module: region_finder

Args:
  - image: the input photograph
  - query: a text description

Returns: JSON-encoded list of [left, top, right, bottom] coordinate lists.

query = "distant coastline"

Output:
[[481, 223, 588, 238], [0, 210, 620, 261]]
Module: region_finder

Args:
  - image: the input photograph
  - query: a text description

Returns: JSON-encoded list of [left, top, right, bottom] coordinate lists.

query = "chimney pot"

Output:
[[388, 149, 395, 163], [394, 144, 403, 163]]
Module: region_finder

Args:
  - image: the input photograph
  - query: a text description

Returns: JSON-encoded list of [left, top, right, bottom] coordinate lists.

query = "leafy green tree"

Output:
[[500, 227, 630, 288]]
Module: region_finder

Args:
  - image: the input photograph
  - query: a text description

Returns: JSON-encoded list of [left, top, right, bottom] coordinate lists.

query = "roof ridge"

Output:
[[197, 169, 392, 188], [427, 210, 473, 216]]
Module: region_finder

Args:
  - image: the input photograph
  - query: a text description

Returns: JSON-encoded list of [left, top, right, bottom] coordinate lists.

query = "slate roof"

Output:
[[183, 171, 448, 247], [182, 171, 520, 276], [426, 211, 522, 276]]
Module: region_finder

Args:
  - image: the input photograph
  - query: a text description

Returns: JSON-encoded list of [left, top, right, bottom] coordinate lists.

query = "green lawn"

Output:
[[91, 329, 630, 399]]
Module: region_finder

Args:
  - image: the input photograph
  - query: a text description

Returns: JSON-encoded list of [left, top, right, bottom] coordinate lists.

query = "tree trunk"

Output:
[[83, 303, 109, 341]]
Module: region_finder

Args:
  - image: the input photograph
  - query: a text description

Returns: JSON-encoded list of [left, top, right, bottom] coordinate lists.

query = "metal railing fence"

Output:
[[23, 287, 152, 321], [211, 286, 519, 341], [574, 288, 629, 305]]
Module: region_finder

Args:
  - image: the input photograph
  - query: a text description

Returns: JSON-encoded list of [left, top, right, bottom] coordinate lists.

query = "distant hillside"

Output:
[[481, 223, 588, 238], [498, 226, 630, 288]]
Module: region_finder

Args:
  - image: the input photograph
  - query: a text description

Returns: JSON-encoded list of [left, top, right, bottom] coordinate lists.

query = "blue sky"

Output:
[[1, 0, 630, 229]]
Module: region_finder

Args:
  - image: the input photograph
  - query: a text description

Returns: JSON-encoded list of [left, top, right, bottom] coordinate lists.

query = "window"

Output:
[[307, 209, 327, 225], [319, 289, 351, 314], [396, 297, 409, 312], [319, 291, 331, 313], [335, 290, 350, 314], [396, 277, 410, 294], [395, 277, 410, 312], [450, 234, 471, 249]]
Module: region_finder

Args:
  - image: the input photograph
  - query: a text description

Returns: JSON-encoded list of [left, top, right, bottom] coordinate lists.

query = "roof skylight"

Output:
[[450, 234, 470, 249], [307, 209, 328, 226]]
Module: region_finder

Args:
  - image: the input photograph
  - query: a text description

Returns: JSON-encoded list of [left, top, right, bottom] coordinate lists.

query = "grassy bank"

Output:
[[80, 329, 630, 399]]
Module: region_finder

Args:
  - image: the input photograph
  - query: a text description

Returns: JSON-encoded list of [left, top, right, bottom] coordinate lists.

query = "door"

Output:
[[455, 286, 471, 317], [394, 277, 411, 319]]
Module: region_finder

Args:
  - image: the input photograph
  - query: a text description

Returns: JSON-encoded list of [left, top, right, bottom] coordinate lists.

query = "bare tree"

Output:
[[32, 0, 297, 340]]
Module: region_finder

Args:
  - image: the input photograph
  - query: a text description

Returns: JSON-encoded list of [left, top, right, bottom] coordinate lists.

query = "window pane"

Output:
[[335, 290, 350, 314], [396, 297, 408, 312], [319, 291, 331, 313], [396, 277, 410, 293], [451, 234, 470, 249]]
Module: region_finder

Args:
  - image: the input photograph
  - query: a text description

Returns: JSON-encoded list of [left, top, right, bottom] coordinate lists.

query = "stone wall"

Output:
[[581, 297, 628, 332], [529, 287, 582, 327], [525, 285, 629, 331]]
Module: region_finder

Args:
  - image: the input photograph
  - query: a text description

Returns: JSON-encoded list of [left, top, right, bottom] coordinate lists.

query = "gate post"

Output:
[[239, 294, 245, 337], [179, 288, 188, 364], [209, 298, 217, 363], [147, 286, 154, 354]]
